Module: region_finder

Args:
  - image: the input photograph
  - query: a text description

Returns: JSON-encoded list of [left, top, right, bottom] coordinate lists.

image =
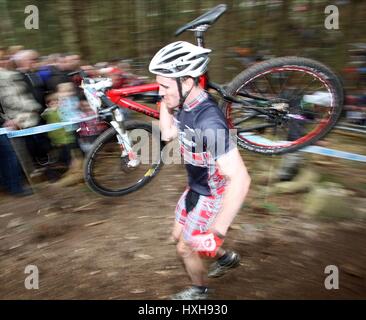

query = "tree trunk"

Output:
[[71, 0, 91, 60], [56, 0, 78, 53], [275, 0, 291, 56]]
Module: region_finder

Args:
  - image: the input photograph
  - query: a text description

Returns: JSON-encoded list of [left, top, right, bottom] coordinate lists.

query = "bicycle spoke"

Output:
[[287, 77, 318, 102], [87, 127, 160, 195], [250, 81, 267, 99], [226, 57, 341, 154], [277, 71, 292, 96], [264, 74, 276, 95]]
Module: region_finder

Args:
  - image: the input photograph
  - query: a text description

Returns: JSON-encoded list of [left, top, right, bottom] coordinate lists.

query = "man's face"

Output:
[[156, 75, 180, 110], [20, 52, 38, 71], [66, 55, 80, 70]]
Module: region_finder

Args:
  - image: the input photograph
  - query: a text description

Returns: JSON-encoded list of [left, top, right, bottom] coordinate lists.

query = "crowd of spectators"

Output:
[[0, 45, 144, 197]]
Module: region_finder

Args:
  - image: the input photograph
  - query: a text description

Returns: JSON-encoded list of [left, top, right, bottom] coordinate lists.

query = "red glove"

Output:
[[190, 230, 224, 258]]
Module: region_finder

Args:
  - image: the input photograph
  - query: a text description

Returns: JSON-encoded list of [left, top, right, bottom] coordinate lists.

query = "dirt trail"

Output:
[[1, 147, 365, 299]]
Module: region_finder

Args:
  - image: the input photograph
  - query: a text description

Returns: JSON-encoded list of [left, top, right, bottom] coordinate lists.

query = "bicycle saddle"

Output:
[[175, 4, 227, 36]]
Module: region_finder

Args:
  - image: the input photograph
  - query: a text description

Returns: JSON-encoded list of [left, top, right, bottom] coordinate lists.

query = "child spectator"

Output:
[[41, 93, 75, 167], [57, 82, 82, 124]]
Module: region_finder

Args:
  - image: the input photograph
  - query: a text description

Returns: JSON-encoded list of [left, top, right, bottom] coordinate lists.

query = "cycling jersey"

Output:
[[174, 91, 235, 197]]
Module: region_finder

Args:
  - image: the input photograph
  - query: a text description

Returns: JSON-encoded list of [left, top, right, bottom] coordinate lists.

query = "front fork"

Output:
[[110, 109, 140, 167]]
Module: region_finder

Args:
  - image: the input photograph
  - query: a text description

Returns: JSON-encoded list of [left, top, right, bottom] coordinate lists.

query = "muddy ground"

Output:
[[0, 131, 366, 300]]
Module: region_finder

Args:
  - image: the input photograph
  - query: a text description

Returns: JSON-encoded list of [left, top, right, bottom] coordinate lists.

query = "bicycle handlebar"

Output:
[[99, 95, 117, 109], [68, 70, 118, 110]]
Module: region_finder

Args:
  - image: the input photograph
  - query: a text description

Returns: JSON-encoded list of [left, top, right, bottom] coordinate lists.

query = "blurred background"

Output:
[[0, 0, 365, 82]]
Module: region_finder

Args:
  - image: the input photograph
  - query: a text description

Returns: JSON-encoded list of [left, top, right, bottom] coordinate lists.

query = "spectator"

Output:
[[13, 49, 52, 165], [13, 49, 46, 110], [0, 66, 41, 196], [57, 82, 82, 123], [41, 93, 75, 168]]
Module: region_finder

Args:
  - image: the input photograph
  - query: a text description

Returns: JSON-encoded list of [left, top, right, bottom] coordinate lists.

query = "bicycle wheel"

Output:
[[84, 121, 163, 197], [220, 56, 344, 154]]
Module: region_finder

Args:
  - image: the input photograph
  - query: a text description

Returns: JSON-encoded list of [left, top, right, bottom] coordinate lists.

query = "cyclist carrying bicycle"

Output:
[[149, 41, 251, 300]]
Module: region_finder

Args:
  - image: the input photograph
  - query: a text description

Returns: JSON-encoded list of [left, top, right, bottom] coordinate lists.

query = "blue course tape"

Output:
[[0, 128, 8, 135], [6, 123, 75, 138], [1, 122, 365, 162], [243, 135, 366, 162], [302, 145, 366, 162], [0, 116, 97, 138]]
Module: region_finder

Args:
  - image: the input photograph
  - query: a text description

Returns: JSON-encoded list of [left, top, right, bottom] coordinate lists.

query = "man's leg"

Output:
[[171, 220, 183, 244], [171, 223, 209, 300], [176, 234, 207, 287], [171, 191, 209, 300], [172, 220, 207, 286]]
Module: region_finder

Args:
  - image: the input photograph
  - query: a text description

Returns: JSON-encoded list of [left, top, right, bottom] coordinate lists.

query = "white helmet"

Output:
[[149, 41, 211, 78]]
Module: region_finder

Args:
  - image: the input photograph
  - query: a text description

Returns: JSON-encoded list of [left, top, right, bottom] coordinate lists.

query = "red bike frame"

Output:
[[107, 83, 160, 119], [106, 75, 209, 119]]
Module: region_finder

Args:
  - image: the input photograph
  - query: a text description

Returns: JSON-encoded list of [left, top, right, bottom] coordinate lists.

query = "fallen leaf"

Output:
[[165, 266, 178, 270], [130, 288, 146, 294], [89, 270, 101, 276], [0, 213, 13, 218], [45, 213, 58, 218], [154, 270, 171, 276], [73, 201, 99, 212], [290, 260, 305, 267], [124, 235, 140, 240], [37, 242, 49, 249], [135, 254, 153, 260], [107, 272, 119, 277], [7, 218, 24, 229], [84, 220, 108, 227], [8, 243, 23, 250]]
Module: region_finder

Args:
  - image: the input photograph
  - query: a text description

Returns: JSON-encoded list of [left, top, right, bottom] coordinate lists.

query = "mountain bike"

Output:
[[80, 3, 344, 197]]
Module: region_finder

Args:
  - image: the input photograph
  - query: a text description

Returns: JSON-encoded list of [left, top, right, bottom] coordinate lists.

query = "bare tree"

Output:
[[71, 0, 91, 60]]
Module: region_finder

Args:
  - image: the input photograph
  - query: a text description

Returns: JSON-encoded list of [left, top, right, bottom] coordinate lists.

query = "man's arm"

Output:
[[159, 101, 178, 142], [210, 147, 251, 236], [1, 72, 41, 128]]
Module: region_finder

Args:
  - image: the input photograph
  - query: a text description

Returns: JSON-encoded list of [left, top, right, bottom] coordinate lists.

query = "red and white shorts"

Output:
[[175, 188, 224, 242]]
